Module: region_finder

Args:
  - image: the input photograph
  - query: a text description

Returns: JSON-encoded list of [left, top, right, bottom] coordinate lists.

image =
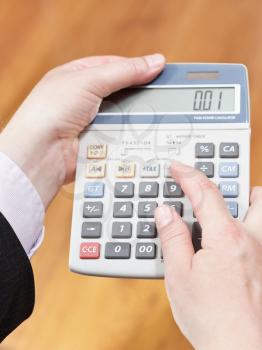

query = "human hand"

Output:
[[0, 54, 165, 208], [155, 161, 262, 350]]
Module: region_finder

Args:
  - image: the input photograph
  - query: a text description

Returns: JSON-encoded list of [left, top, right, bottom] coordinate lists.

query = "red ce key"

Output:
[[80, 243, 100, 259]]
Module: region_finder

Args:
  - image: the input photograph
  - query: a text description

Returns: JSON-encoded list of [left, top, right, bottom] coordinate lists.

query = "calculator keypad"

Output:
[[78, 140, 245, 266]]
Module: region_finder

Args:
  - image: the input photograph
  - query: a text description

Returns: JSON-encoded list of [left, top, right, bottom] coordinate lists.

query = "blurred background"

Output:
[[1, 0, 262, 349]]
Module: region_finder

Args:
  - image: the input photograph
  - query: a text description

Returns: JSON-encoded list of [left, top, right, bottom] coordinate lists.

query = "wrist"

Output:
[[0, 123, 65, 209], [194, 326, 262, 350]]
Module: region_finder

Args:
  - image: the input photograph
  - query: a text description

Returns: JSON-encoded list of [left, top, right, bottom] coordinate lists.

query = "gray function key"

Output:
[[163, 201, 183, 216], [114, 182, 134, 198], [195, 143, 215, 158], [195, 162, 214, 178], [81, 222, 102, 238], [112, 222, 132, 238], [136, 243, 156, 259], [113, 202, 133, 218], [139, 182, 159, 198], [220, 143, 239, 158], [83, 202, 103, 218], [163, 182, 183, 198], [105, 242, 131, 259], [138, 202, 158, 218], [137, 222, 157, 238]]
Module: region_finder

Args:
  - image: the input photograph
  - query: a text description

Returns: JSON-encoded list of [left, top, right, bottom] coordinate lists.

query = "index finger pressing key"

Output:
[[170, 160, 236, 242]]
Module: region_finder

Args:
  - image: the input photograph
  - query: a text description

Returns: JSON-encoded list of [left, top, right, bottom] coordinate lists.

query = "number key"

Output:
[[114, 182, 134, 198], [138, 202, 158, 218], [137, 222, 157, 238], [163, 201, 183, 216], [113, 202, 133, 218], [135, 243, 156, 259], [163, 182, 183, 198], [105, 242, 131, 259], [139, 182, 159, 198], [112, 222, 132, 238]]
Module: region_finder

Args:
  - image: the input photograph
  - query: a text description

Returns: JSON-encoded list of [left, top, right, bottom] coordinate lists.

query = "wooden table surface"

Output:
[[1, 1, 262, 349]]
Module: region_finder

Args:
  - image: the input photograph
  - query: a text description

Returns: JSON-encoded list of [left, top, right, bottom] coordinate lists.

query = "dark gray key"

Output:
[[81, 222, 102, 238], [113, 202, 133, 218], [136, 243, 156, 259], [112, 222, 132, 238], [138, 202, 158, 218], [192, 222, 202, 252], [163, 182, 183, 198], [114, 182, 134, 198], [195, 143, 215, 158], [163, 201, 183, 216], [105, 242, 131, 259], [219, 143, 239, 158], [139, 182, 159, 198], [83, 202, 103, 218], [137, 222, 157, 238], [195, 162, 214, 178]]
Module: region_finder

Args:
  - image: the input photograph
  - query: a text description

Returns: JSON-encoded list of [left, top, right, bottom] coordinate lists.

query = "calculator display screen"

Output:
[[99, 87, 236, 114]]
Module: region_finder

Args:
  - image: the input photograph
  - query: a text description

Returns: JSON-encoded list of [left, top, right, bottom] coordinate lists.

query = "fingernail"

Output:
[[144, 53, 165, 69], [155, 205, 173, 228]]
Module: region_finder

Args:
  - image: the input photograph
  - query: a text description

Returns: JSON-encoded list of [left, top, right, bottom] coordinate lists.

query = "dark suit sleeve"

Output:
[[0, 212, 35, 341]]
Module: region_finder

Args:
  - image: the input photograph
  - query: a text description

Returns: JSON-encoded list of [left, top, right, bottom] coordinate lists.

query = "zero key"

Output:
[[105, 242, 131, 259]]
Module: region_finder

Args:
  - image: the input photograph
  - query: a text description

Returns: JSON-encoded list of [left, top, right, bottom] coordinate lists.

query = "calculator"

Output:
[[69, 63, 250, 278]]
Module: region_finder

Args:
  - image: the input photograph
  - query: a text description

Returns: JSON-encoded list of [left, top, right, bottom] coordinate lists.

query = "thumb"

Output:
[[155, 205, 194, 283], [84, 54, 166, 97]]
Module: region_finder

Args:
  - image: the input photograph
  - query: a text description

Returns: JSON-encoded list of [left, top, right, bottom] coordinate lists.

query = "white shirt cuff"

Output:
[[0, 152, 45, 258]]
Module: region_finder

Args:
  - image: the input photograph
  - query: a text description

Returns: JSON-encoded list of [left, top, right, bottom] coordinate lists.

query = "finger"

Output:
[[56, 55, 126, 72], [84, 53, 166, 97], [170, 161, 236, 241], [244, 187, 262, 241], [155, 205, 194, 282]]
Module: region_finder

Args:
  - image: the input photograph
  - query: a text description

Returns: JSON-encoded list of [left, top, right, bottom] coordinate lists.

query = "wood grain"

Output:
[[1, 0, 262, 349]]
